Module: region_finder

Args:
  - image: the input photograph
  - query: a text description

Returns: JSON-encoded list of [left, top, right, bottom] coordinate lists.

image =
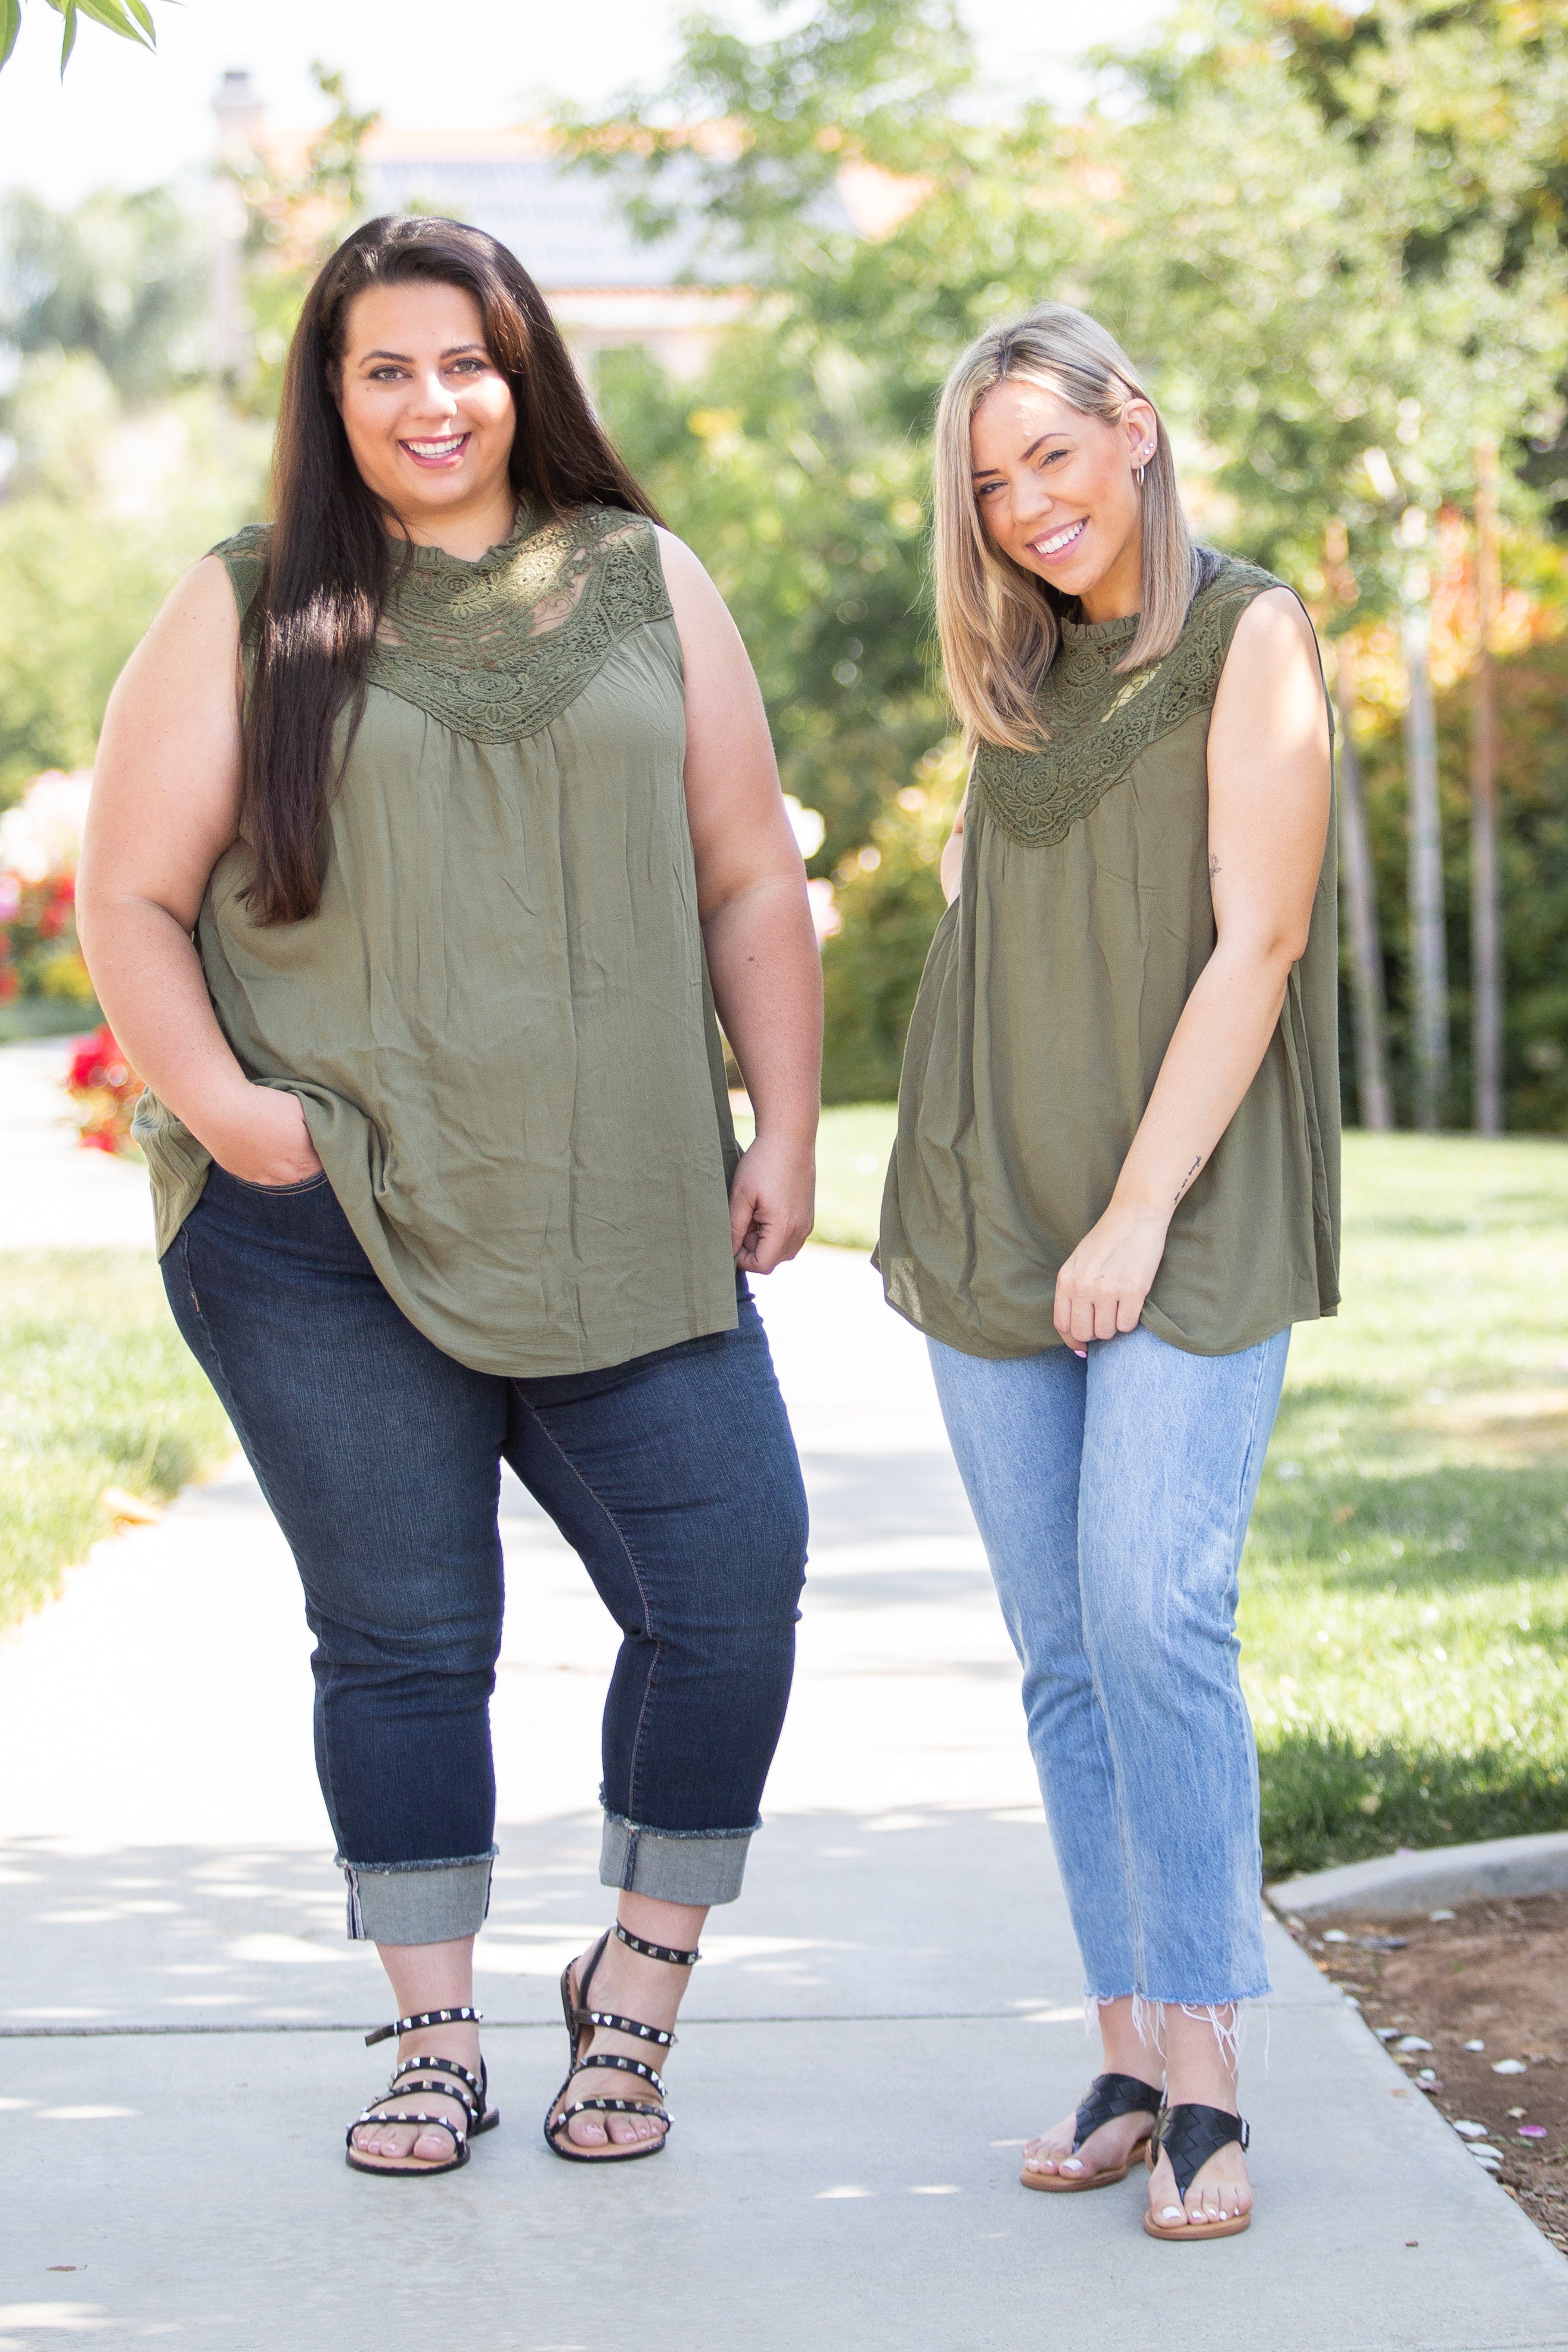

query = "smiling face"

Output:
[[969, 375, 1157, 623], [336, 278, 518, 550]]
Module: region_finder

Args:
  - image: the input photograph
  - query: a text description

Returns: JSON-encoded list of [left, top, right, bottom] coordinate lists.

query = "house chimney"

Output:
[[210, 71, 262, 383]]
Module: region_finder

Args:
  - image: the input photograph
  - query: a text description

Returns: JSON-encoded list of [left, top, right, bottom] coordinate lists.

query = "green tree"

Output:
[[0, 184, 207, 401], [573, 0, 1085, 879], [225, 66, 380, 415], [1, 0, 164, 77], [0, 352, 269, 800], [572, 0, 1568, 1109]]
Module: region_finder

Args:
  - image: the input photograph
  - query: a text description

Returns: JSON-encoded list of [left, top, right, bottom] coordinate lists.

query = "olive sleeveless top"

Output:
[[878, 556, 1340, 1360], [133, 505, 742, 1379]]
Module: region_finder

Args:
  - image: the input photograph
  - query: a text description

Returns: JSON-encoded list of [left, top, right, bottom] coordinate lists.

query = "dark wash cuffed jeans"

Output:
[[164, 1164, 809, 1945]]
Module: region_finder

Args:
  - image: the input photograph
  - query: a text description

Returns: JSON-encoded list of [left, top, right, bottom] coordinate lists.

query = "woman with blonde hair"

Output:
[[880, 302, 1337, 2238]]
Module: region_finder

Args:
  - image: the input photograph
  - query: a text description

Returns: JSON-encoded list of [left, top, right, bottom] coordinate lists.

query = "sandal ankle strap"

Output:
[[614, 1924, 700, 1966], [580, 2007, 675, 2047], [365, 2005, 483, 2048]]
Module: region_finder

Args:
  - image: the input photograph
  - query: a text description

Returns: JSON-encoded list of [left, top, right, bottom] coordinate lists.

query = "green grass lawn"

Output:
[[0, 1251, 233, 1633], [0, 998, 100, 1046], [808, 1106, 1568, 1879]]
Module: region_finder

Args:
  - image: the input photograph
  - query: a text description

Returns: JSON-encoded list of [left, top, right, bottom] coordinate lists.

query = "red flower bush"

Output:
[[0, 771, 97, 1007], [65, 1024, 142, 1156]]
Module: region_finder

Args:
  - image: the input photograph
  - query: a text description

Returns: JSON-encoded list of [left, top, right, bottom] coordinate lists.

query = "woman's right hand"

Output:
[[209, 1086, 324, 1188]]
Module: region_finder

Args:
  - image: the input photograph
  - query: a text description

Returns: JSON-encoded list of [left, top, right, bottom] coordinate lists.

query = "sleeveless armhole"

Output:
[[208, 525, 270, 672], [1211, 572, 1337, 755]]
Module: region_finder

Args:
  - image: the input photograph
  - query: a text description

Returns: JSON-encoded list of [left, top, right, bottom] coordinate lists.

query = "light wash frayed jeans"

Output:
[[928, 1323, 1290, 2012]]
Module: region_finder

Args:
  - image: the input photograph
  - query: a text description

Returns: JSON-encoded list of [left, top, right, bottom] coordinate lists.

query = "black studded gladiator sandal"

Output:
[[1143, 2102, 1252, 2239], [544, 1925, 699, 2164], [1020, 2070, 1164, 2192], [345, 2006, 499, 2178]]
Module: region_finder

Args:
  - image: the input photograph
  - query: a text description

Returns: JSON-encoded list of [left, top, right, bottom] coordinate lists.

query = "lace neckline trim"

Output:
[[971, 557, 1278, 849]]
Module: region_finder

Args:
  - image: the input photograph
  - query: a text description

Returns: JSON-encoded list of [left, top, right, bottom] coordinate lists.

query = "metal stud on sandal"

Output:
[[1020, 2070, 1164, 2192], [346, 2005, 500, 2178], [1142, 2101, 1252, 2239], [544, 1925, 699, 2163]]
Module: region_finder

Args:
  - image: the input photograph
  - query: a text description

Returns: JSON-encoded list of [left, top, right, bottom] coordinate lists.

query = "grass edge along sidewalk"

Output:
[[0, 1249, 232, 1633], [10, 1116, 1568, 1888]]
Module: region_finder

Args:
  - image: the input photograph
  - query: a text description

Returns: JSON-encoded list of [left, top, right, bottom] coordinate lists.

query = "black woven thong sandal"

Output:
[[1143, 2102, 1251, 2239], [1021, 2071, 1164, 2192], [346, 2006, 499, 2179], [544, 1924, 700, 2164]]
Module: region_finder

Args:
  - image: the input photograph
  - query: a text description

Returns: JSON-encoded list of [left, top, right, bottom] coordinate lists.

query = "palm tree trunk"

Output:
[[1403, 594, 1449, 1131], [1470, 439, 1504, 1137], [1333, 644, 1393, 1130]]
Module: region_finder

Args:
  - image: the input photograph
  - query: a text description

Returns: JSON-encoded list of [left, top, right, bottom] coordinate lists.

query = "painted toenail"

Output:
[[1162, 2206, 1183, 2220], [1063, 2158, 1082, 2172]]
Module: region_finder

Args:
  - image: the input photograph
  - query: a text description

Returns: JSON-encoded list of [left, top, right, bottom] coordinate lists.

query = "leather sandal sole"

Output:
[[1020, 2147, 1146, 2192], [1142, 2207, 1251, 2241], [545, 2118, 669, 2162], [345, 2105, 499, 2178]]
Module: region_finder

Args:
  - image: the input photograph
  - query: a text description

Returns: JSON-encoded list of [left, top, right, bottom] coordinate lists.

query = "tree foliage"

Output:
[[221, 66, 380, 415], [572, 0, 1568, 1112], [0, 184, 207, 402], [1, 0, 164, 78]]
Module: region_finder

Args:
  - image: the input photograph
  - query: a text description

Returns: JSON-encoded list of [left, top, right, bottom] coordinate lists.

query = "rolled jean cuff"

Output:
[[599, 1811, 755, 1907], [339, 1850, 496, 1944]]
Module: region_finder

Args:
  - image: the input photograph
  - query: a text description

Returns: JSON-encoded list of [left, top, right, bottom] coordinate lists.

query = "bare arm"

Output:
[[74, 558, 322, 1186], [658, 529, 821, 1274], [1053, 588, 1331, 1350], [940, 792, 967, 904]]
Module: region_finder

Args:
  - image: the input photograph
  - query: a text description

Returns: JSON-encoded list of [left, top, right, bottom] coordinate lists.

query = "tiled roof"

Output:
[[367, 150, 721, 291]]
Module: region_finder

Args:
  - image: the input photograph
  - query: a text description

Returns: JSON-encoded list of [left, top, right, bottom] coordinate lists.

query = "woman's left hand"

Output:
[[729, 1134, 816, 1274], [1053, 1202, 1170, 1354]]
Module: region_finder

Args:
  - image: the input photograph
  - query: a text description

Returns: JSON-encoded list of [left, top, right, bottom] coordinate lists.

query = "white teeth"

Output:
[[406, 436, 465, 456], [1036, 519, 1086, 557]]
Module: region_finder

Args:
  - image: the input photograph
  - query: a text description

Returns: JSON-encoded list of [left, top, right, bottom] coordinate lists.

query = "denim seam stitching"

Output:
[[176, 1227, 201, 1318], [225, 1169, 331, 1197], [509, 1389, 662, 1826], [1227, 1339, 1280, 1921], [334, 1850, 499, 1874], [1078, 1358, 1148, 2005], [600, 1808, 757, 1843]]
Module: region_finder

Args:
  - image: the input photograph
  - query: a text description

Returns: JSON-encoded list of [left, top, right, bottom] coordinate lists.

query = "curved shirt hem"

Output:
[[878, 1255, 1336, 1364], [138, 1087, 742, 1382]]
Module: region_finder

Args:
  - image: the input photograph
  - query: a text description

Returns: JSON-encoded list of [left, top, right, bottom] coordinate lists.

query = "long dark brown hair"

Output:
[[241, 214, 661, 924]]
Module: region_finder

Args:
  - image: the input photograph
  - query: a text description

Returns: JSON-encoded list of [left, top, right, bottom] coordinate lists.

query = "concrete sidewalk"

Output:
[[2, 1215, 1565, 2345], [0, 1037, 154, 1252]]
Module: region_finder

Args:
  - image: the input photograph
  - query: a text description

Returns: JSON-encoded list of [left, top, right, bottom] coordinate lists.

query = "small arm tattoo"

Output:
[[1173, 1153, 1203, 1205], [1208, 852, 1221, 879]]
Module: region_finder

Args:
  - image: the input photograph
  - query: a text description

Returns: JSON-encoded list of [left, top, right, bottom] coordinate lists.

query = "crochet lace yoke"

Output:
[[222, 504, 672, 745], [973, 557, 1277, 849]]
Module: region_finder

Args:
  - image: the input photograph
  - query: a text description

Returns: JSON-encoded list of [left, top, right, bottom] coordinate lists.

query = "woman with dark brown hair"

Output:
[[77, 216, 820, 2178]]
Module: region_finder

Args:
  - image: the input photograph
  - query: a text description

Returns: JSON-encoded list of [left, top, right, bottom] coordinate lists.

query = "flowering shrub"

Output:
[[0, 771, 97, 1007], [64, 1025, 142, 1156]]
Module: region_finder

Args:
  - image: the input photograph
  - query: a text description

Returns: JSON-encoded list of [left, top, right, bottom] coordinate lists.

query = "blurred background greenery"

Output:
[[3, 0, 1567, 1126]]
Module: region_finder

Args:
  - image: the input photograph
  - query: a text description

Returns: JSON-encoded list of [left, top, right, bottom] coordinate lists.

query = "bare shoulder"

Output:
[[103, 553, 245, 744], [1222, 584, 1321, 684], [652, 526, 731, 628], [137, 553, 243, 667]]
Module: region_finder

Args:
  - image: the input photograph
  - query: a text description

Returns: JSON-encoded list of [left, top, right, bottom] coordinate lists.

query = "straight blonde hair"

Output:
[[932, 302, 1205, 753]]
